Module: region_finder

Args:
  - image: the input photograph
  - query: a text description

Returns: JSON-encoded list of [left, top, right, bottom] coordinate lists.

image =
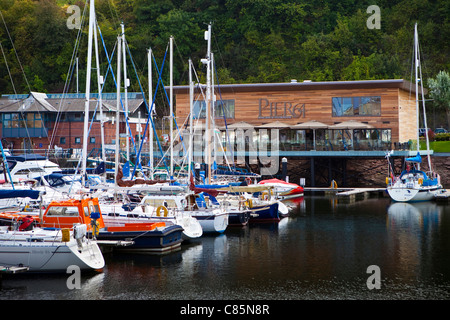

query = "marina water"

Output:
[[1, 195, 449, 300]]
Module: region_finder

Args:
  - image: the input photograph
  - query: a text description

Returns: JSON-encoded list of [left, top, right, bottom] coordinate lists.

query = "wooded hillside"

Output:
[[0, 0, 448, 106]]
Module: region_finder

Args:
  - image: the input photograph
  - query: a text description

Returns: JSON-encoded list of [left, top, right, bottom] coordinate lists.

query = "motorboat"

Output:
[[257, 178, 304, 199], [100, 199, 203, 240], [0, 215, 104, 272], [140, 192, 229, 234], [40, 197, 184, 254], [0, 154, 61, 183]]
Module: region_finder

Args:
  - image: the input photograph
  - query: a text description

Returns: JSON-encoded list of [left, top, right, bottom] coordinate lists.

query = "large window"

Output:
[[193, 99, 235, 120], [2, 112, 47, 138], [332, 96, 381, 117]]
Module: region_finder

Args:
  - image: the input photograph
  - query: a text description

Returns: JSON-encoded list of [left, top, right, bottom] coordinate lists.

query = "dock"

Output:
[[304, 186, 387, 202], [435, 189, 450, 202], [0, 265, 29, 281]]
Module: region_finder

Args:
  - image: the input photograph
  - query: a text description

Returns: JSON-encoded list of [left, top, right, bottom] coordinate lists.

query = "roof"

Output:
[[171, 79, 425, 94], [0, 92, 144, 113]]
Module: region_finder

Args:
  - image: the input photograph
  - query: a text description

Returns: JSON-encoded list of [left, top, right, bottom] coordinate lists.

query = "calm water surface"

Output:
[[1, 195, 449, 300]]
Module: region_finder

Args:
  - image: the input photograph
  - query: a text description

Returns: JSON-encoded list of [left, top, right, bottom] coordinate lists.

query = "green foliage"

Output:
[[0, 0, 448, 98], [428, 70, 450, 129], [428, 71, 450, 111], [435, 133, 450, 142]]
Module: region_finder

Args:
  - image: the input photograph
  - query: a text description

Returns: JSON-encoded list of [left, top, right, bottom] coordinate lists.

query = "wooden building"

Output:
[[173, 79, 420, 152]]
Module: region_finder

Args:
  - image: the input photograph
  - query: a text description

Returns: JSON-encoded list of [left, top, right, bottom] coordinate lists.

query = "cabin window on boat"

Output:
[[332, 96, 381, 117], [46, 206, 79, 217]]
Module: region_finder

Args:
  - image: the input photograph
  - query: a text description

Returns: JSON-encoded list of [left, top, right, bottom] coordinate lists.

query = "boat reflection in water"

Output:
[[387, 201, 442, 230]]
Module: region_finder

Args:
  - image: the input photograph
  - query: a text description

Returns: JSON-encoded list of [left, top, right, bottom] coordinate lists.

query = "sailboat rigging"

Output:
[[386, 23, 443, 202]]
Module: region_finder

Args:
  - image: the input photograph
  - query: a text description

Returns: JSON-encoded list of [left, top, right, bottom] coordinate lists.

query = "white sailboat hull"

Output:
[[0, 229, 104, 272], [192, 211, 229, 233], [387, 186, 442, 202]]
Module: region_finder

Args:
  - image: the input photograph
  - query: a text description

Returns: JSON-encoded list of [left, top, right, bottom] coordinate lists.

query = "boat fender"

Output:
[[330, 180, 338, 189], [18, 216, 34, 231], [90, 220, 100, 236], [418, 178, 423, 185], [73, 223, 87, 239], [156, 205, 169, 217], [61, 228, 71, 242]]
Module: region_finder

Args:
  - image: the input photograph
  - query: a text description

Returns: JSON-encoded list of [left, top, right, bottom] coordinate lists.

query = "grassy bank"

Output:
[[420, 141, 450, 153]]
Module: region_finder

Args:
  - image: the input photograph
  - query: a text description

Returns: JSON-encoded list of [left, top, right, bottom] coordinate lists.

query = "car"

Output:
[[434, 128, 448, 134], [418, 128, 432, 136]]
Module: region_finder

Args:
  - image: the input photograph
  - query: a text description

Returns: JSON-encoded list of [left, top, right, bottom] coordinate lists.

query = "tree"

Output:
[[428, 71, 450, 129]]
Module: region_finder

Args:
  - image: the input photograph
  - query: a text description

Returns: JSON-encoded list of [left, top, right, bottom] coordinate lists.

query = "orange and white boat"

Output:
[[40, 198, 184, 254], [257, 178, 304, 199], [0, 205, 105, 273]]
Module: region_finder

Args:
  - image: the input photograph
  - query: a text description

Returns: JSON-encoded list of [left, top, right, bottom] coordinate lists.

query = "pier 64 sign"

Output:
[[258, 98, 305, 119]]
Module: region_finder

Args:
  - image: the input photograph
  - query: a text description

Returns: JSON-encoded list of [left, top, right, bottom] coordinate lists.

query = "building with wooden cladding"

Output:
[[173, 79, 421, 152]]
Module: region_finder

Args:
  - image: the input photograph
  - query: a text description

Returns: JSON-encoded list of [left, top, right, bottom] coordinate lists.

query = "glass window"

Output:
[[332, 98, 342, 116], [360, 97, 381, 116], [332, 96, 381, 117], [60, 137, 66, 144], [75, 137, 81, 144], [353, 97, 361, 115], [193, 99, 235, 119]]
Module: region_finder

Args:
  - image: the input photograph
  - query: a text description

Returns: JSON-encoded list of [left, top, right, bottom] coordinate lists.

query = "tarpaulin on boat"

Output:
[[0, 189, 40, 199], [406, 152, 422, 163]]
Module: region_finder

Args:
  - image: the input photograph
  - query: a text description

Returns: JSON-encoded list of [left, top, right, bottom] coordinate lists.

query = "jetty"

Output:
[[304, 186, 387, 202], [435, 189, 450, 202], [0, 265, 29, 281]]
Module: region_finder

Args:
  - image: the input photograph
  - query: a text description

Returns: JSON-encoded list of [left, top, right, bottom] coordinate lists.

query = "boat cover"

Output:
[[0, 189, 40, 199], [406, 153, 422, 163]]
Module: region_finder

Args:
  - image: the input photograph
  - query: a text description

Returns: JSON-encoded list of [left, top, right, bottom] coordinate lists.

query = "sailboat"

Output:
[[386, 23, 443, 202], [0, 208, 105, 272]]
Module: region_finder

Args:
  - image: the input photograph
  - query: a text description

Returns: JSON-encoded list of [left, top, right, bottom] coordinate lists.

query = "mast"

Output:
[[121, 23, 130, 174], [414, 22, 420, 163], [114, 34, 122, 190], [203, 23, 212, 185], [169, 36, 174, 178], [93, 15, 106, 183], [415, 24, 432, 171], [211, 52, 216, 168], [82, 0, 96, 187], [188, 58, 194, 180], [148, 48, 154, 179]]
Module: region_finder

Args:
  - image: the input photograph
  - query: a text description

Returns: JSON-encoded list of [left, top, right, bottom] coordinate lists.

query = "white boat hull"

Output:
[[193, 212, 229, 233], [101, 204, 203, 240], [0, 231, 104, 272], [387, 186, 442, 202]]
